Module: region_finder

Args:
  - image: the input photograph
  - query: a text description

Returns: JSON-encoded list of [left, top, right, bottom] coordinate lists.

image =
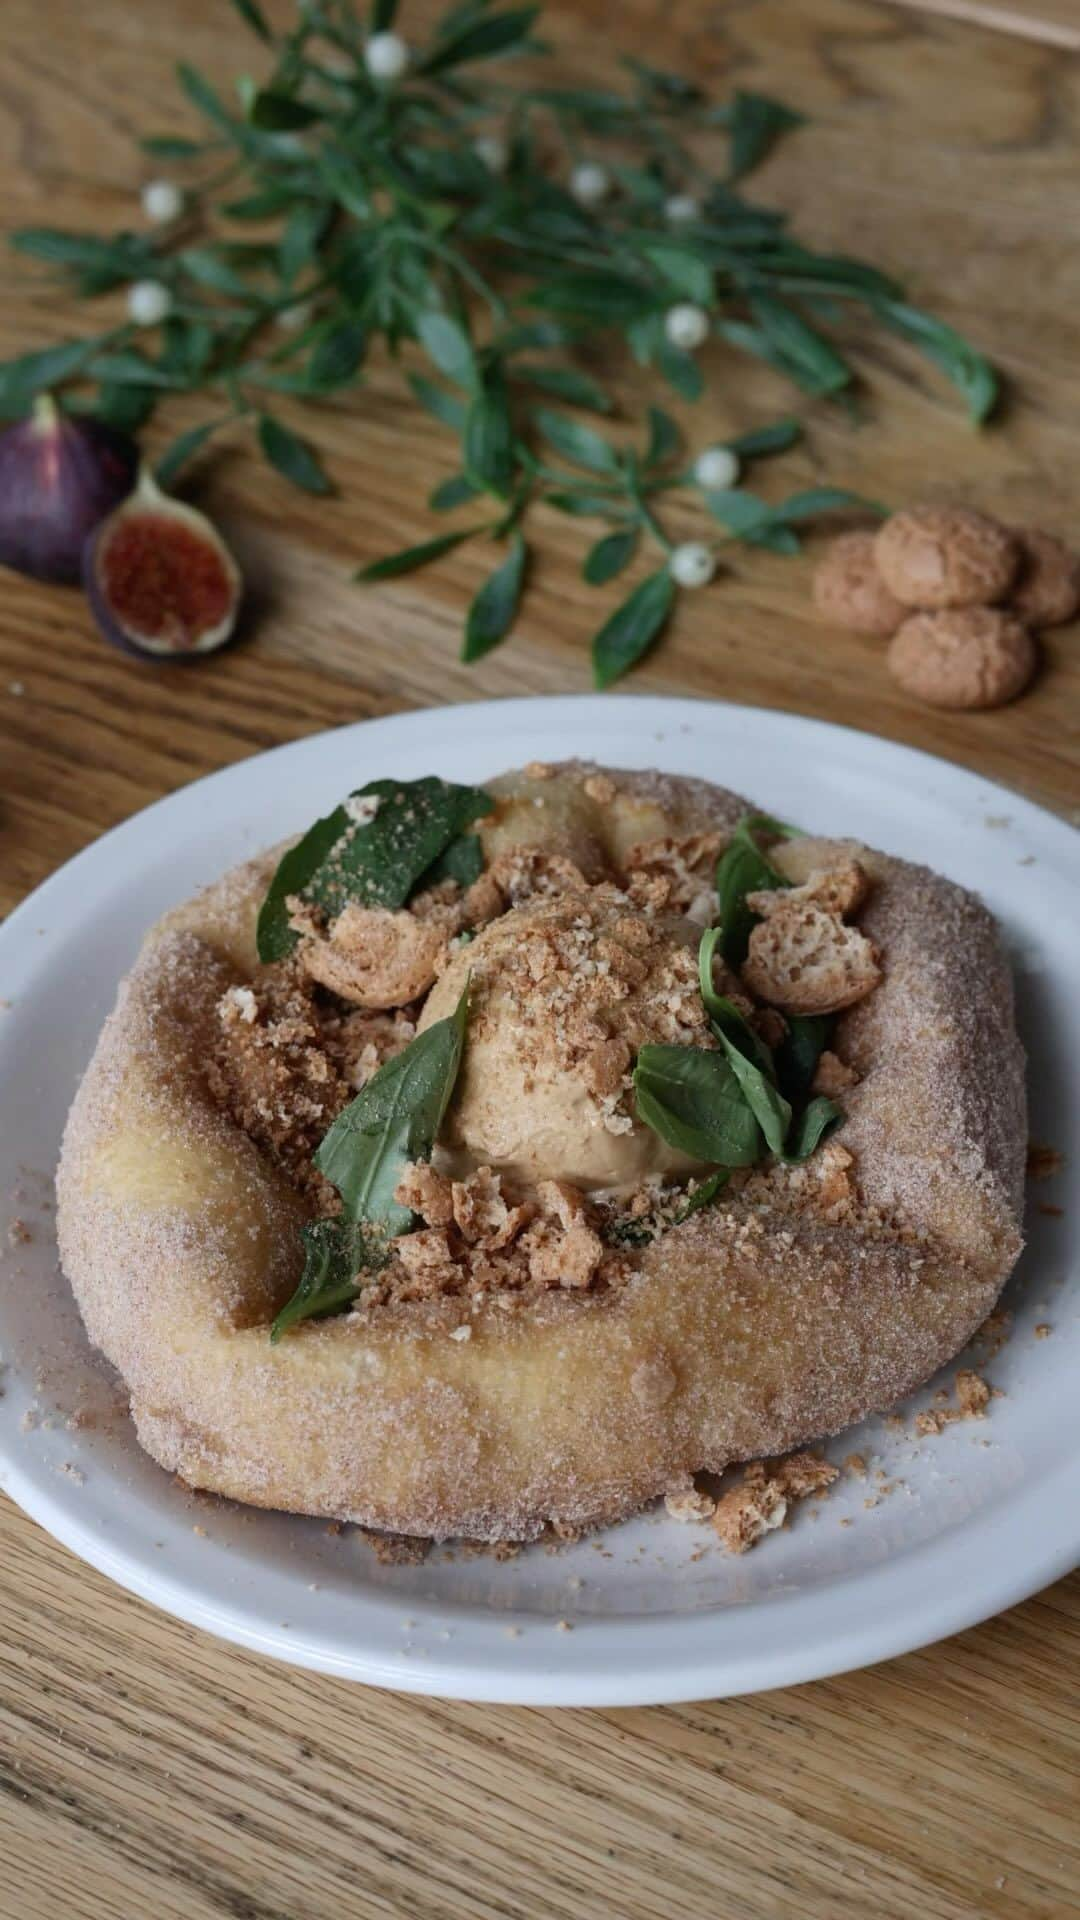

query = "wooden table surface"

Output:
[[1, 1, 1077, 1916]]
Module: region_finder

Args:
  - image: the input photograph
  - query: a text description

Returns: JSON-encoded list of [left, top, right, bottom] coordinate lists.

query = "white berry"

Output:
[[670, 542, 716, 588], [276, 300, 313, 333], [694, 445, 740, 490], [127, 280, 173, 327], [664, 303, 709, 351], [570, 162, 611, 208], [664, 193, 700, 226], [364, 31, 409, 81], [141, 179, 183, 225], [474, 133, 508, 174]]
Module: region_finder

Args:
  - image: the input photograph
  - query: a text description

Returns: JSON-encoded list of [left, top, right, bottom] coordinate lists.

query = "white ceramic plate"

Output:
[[0, 696, 1076, 1706]]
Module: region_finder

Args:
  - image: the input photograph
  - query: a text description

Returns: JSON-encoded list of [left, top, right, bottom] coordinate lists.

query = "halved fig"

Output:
[[83, 466, 242, 659]]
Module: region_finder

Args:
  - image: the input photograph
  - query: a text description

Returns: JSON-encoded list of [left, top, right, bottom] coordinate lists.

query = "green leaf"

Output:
[[314, 983, 470, 1235], [546, 492, 633, 518], [155, 418, 227, 488], [529, 272, 656, 321], [270, 1219, 385, 1341], [250, 91, 324, 131], [714, 815, 790, 967], [775, 1014, 830, 1103], [583, 526, 638, 585], [633, 1044, 762, 1167], [592, 568, 674, 687], [874, 298, 998, 425], [141, 135, 206, 159], [463, 532, 527, 660], [533, 407, 618, 473], [10, 229, 152, 291], [355, 526, 484, 581], [177, 63, 236, 137], [0, 338, 103, 415], [746, 295, 852, 396], [416, 310, 476, 388], [279, 201, 330, 283], [725, 418, 802, 460], [465, 369, 514, 496], [308, 320, 366, 390], [513, 364, 613, 413], [703, 487, 800, 554], [371, 0, 399, 25], [782, 1095, 841, 1163], [421, 6, 540, 75], [227, 0, 273, 40], [94, 382, 158, 433], [257, 776, 494, 962], [430, 472, 483, 510], [656, 340, 704, 401], [418, 831, 485, 892], [258, 413, 333, 494], [772, 486, 886, 524], [644, 405, 680, 469], [84, 349, 187, 389], [408, 373, 467, 431], [271, 986, 472, 1338], [698, 928, 790, 1154], [728, 91, 804, 182], [673, 1168, 730, 1224], [317, 149, 372, 222], [637, 241, 714, 306]]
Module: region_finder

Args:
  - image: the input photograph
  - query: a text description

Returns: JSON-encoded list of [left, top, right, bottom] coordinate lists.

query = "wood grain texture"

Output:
[[887, 0, 1080, 51], [0, 1, 1078, 1917]]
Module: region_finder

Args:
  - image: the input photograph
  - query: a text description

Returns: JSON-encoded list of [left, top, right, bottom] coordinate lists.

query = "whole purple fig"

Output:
[[83, 466, 242, 659], [0, 394, 138, 584]]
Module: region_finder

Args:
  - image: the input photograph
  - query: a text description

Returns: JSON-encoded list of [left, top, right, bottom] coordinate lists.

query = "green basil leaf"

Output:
[[417, 831, 485, 892], [874, 298, 998, 425], [674, 1167, 730, 1223], [699, 930, 791, 1154], [465, 368, 514, 496], [354, 526, 485, 581], [258, 413, 333, 494], [775, 1014, 831, 1102], [533, 407, 619, 473], [644, 405, 681, 469], [155, 418, 227, 489], [314, 982, 470, 1233], [727, 91, 804, 182], [421, 6, 540, 75], [633, 1044, 763, 1167], [257, 777, 494, 961], [270, 1219, 385, 1342], [429, 472, 483, 510], [463, 532, 527, 660], [714, 815, 790, 967], [513, 364, 613, 413], [583, 526, 638, 585], [591, 567, 674, 688], [725, 418, 802, 460], [416, 310, 476, 388], [408, 373, 467, 432], [781, 1095, 842, 1163]]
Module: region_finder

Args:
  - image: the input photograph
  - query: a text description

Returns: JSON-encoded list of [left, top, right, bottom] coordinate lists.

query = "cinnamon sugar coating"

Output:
[[56, 767, 1026, 1542]]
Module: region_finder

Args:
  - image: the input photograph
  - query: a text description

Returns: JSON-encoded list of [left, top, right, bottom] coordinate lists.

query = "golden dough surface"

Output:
[[56, 763, 1026, 1540]]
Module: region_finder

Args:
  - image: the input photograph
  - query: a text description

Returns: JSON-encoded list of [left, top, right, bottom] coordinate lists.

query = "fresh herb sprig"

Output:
[[0, 1, 995, 678]]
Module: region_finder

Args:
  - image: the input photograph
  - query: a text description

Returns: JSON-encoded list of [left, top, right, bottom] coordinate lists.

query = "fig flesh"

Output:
[[83, 467, 242, 659], [0, 395, 138, 584]]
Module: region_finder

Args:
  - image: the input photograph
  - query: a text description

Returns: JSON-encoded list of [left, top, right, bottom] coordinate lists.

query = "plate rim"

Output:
[[1, 692, 1076, 1705]]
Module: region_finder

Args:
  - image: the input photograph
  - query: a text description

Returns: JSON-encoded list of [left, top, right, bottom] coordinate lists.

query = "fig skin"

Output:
[[83, 467, 242, 661], [0, 395, 138, 584]]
